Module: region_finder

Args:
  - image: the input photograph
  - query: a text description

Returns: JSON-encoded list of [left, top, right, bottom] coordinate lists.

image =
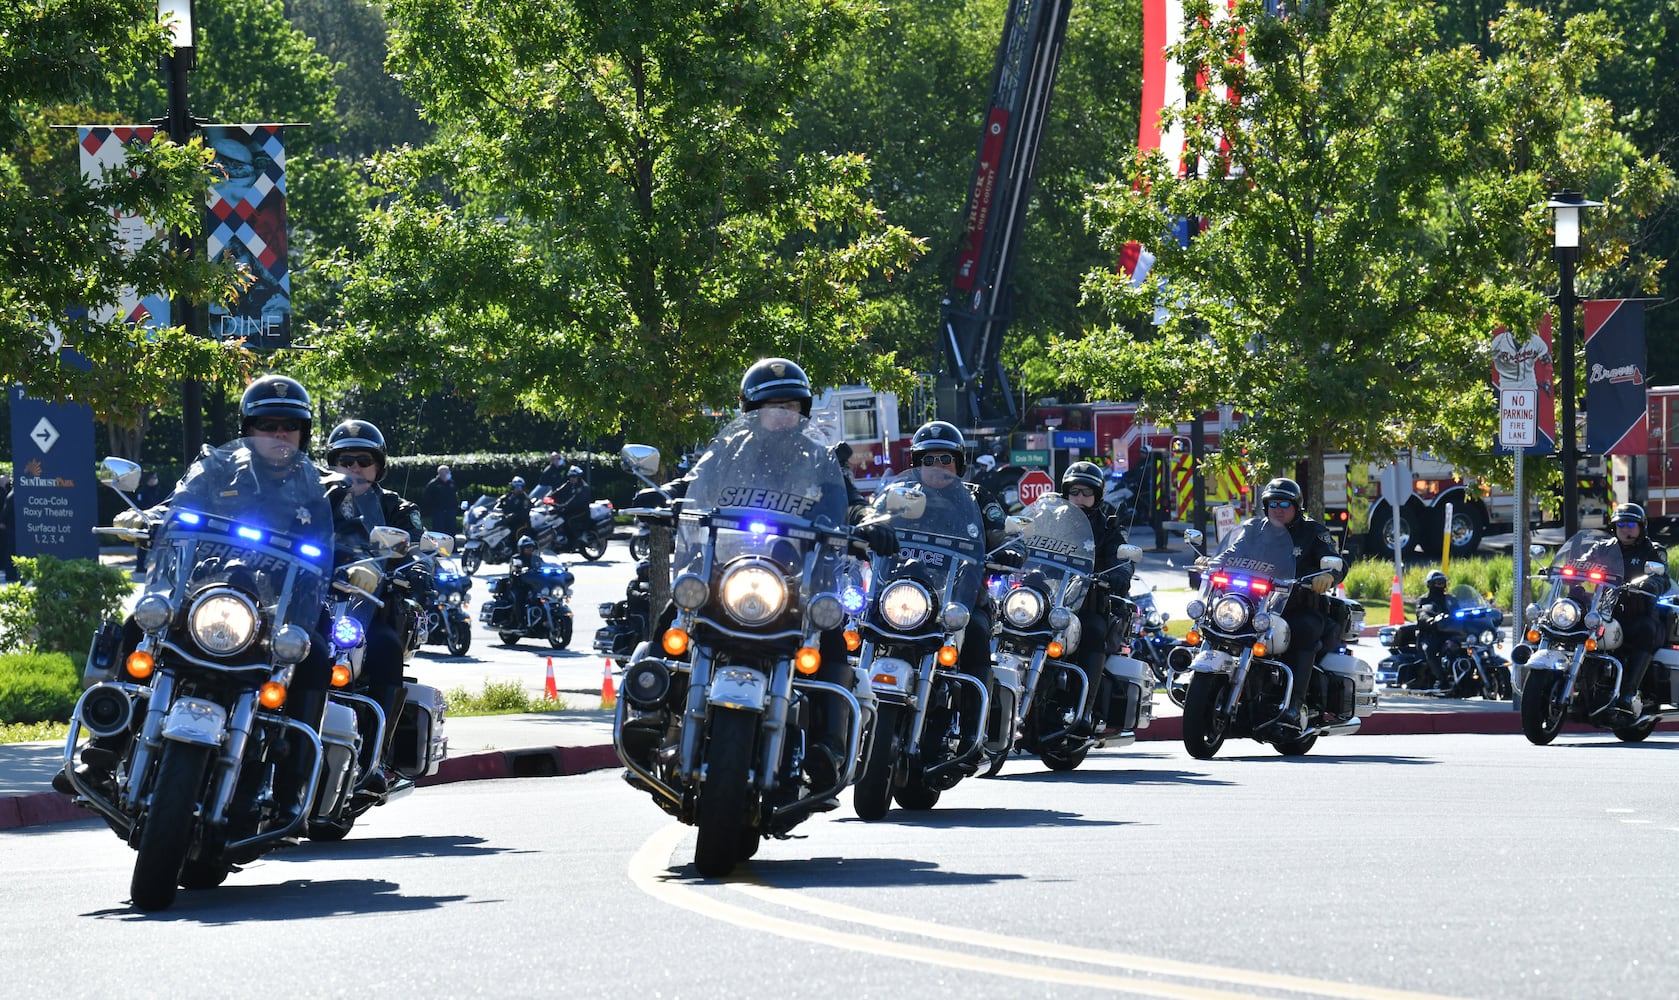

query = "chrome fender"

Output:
[[708, 666, 768, 712], [159, 697, 227, 747]]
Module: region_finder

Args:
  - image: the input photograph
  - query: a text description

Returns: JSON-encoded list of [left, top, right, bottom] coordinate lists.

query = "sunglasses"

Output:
[[250, 418, 302, 433], [1066, 487, 1096, 498], [1615, 520, 1641, 529], [335, 454, 378, 469], [1265, 500, 1294, 510], [919, 454, 957, 467]]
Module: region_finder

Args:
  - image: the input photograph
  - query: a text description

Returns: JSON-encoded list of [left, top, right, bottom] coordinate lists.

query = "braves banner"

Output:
[[77, 127, 172, 334], [1583, 299, 1648, 455], [1490, 317, 1556, 455], [204, 125, 291, 348]]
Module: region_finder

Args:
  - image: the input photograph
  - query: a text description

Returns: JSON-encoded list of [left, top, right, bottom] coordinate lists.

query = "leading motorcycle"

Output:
[[1173, 522, 1376, 758], [612, 416, 867, 877], [67, 443, 348, 910], [851, 472, 993, 819], [1512, 530, 1679, 743]]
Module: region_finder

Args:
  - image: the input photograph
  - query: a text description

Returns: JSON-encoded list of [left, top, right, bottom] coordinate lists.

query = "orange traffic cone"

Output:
[[544, 657, 559, 701], [1388, 574, 1406, 627], [600, 659, 617, 710]]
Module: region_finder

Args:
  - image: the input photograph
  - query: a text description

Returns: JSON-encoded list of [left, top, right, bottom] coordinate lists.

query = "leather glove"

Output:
[[859, 522, 899, 557], [113, 508, 152, 541], [631, 488, 667, 509], [1311, 574, 1335, 594], [995, 548, 1026, 570]]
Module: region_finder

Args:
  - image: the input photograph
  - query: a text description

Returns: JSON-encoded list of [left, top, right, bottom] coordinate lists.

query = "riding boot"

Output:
[[1618, 649, 1655, 714], [275, 687, 329, 816], [1278, 660, 1309, 730], [368, 683, 408, 786]]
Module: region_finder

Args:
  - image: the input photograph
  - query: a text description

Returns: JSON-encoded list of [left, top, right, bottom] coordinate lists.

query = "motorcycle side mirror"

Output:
[[421, 531, 454, 556], [1118, 543, 1143, 562], [1646, 560, 1668, 576], [880, 484, 926, 519], [621, 444, 662, 477], [1003, 514, 1033, 537], [1320, 555, 1344, 574], [1529, 543, 1546, 559], [1184, 529, 1204, 548], [369, 525, 410, 558], [99, 457, 143, 494]]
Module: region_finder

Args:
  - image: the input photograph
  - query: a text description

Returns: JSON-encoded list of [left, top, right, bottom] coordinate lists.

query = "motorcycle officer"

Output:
[[325, 419, 424, 787], [1588, 503, 1669, 716], [1414, 570, 1459, 691], [1252, 477, 1344, 730], [637, 358, 898, 790], [551, 466, 593, 544], [1063, 460, 1135, 722], [495, 476, 533, 539], [504, 534, 542, 629]]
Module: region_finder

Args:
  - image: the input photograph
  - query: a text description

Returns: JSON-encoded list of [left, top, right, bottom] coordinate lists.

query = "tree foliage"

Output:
[[1059, 1, 1674, 509], [302, 0, 924, 454]]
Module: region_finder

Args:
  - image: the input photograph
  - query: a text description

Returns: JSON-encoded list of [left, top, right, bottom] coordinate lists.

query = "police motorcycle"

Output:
[[851, 471, 996, 818], [65, 442, 349, 910], [1376, 585, 1509, 698], [1173, 522, 1376, 758], [459, 493, 519, 575], [975, 494, 1152, 777], [594, 559, 653, 668], [306, 526, 450, 841], [612, 414, 869, 878], [529, 485, 614, 561], [480, 548, 576, 648], [420, 551, 473, 656], [1512, 531, 1679, 744], [1131, 585, 1189, 707]]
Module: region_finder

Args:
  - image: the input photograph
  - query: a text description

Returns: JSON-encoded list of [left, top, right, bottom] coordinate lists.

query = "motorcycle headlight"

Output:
[[1002, 587, 1046, 628], [133, 594, 172, 632], [332, 615, 365, 650], [1186, 599, 1206, 620], [447, 592, 463, 605], [548, 586, 566, 599], [672, 572, 709, 610], [1548, 599, 1581, 630], [808, 593, 845, 631], [719, 562, 787, 626], [1211, 595, 1251, 632], [271, 624, 311, 664], [189, 589, 259, 656], [941, 602, 971, 631], [1048, 607, 1072, 631], [878, 580, 933, 631], [1480, 630, 1496, 645]]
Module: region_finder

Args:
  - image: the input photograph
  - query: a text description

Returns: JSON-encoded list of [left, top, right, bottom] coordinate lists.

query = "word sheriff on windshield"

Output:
[[717, 487, 820, 517]]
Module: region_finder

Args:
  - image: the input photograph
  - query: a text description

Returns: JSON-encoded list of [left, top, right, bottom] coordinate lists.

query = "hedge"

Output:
[[0, 556, 132, 656], [0, 651, 80, 725]]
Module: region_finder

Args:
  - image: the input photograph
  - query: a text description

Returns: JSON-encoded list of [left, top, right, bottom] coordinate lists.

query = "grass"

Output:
[[444, 678, 575, 715], [1, 720, 70, 744]]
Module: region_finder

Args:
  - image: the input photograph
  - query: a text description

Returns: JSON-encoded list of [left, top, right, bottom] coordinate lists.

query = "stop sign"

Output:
[[1017, 469, 1054, 506]]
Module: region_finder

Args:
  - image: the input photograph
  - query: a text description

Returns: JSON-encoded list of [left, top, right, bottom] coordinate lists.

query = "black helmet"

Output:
[[240, 374, 313, 450], [1425, 569, 1448, 591], [510, 476, 526, 490], [739, 357, 813, 417], [567, 465, 583, 479], [325, 419, 387, 480], [910, 420, 966, 474], [517, 535, 536, 551], [1259, 477, 1304, 508], [1612, 502, 1646, 531], [1062, 461, 1105, 496]]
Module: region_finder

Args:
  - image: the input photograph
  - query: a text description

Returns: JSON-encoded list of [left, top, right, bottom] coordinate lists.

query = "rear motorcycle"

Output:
[[1130, 586, 1189, 707], [594, 560, 652, 668], [1173, 522, 1376, 758], [529, 486, 614, 561], [851, 473, 992, 819], [1512, 530, 1679, 744], [459, 494, 518, 575], [612, 421, 866, 878], [991, 494, 1151, 775], [420, 551, 474, 656], [480, 552, 575, 648], [66, 443, 345, 910], [1376, 585, 1509, 699]]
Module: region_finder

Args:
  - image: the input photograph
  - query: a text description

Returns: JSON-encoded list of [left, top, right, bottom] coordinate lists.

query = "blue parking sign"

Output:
[[8, 385, 97, 562]]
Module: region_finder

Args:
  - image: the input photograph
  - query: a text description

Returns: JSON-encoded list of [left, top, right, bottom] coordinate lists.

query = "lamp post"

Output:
[[159, 0, 203, 464], [1547, 190, 1602, 538]]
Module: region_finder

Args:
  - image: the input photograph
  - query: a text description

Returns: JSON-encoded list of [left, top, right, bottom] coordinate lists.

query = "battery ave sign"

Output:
[[1500, 388, 1537, 448]]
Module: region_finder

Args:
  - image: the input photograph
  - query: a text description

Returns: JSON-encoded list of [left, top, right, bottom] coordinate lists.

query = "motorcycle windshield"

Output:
[[867, 467, 987, 610], [1540, 530, 1621, 610], [677, 409, 850, 588], [1206, 518, 1296, 592], [1006, 494, 1095, 610], [1443, 584, 1501, 634], [524, 552, 574, 588], [143, 437, 333, 638]]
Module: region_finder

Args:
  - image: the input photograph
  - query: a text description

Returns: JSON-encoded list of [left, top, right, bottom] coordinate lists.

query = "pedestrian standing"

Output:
[[421, 464, 460, 534], [0, 472, 14, 582], [133, 470, 163, 571]]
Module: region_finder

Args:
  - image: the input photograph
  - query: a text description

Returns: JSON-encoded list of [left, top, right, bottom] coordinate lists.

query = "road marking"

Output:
[[629, 826, 1468, 999]]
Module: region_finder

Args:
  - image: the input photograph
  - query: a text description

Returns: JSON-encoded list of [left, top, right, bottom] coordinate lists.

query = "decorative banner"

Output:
[[1490, 317, 1556, 455], [204, 125, 291, 348], [1583, 299, 1648, 455], [76, 126, 171, 334]]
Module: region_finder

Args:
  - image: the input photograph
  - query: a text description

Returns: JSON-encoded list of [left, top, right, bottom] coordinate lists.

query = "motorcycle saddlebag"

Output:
[[392, 682, 448, 779], [1320, 651, 1376, 718], [1101, 653, 1152, 731], [1656, 647, 1679, 705]]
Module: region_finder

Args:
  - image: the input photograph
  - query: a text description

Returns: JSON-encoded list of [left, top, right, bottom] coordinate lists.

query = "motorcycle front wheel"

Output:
[[498, 631, 522, 646], [629, 534, 651, 561], [446, 618, 472, 657], [694, 707, 757, 878], [460, 547, 483, 575], [547, 613, 573, 649], [131, 741, 213, 911], [578, 530, 608, 562], [1182, 672, 1231, 760], [1040, 744, 1089, 771], [853, 704, 900, 821], [1519, 671, 1566, 745]]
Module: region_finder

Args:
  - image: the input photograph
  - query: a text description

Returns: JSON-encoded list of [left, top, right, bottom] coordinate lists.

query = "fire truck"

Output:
[[807, 385, 903, 495], [1610, 384, 1679, 540]]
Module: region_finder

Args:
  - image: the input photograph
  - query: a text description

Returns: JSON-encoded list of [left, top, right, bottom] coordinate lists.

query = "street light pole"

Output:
[[1547, 190, 1603, 538], [159, 0, 202, 464]]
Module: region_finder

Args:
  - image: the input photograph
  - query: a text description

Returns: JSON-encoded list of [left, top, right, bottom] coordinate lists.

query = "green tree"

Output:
[[303, 0, 923, 454], [1059, 1, 1673, 512], [283, 0, 431, 159]]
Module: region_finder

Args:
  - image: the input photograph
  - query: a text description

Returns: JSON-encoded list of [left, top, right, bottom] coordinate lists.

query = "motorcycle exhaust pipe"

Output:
[[79, 684, 134, 739], [623, 659, 672, 710]]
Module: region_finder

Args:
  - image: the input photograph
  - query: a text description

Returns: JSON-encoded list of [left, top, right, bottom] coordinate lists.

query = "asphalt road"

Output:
[[6, 732, 1676, 997]]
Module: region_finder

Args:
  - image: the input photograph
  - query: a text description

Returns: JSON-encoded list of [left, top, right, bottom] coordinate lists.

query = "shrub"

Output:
[[444, 679, 571, 715], [0, 556, 132, 656], [0, 651, 80, 725]]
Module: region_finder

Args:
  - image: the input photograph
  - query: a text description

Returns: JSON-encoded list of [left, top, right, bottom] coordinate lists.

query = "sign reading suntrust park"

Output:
[[9, 382, 97, 562]]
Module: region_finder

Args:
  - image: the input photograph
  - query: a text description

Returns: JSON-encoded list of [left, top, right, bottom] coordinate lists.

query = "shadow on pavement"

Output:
[[87, 878, 471, 923], [844, 806, 1129, 830], [717, 855, 1028, 889], [269, 832, 520, 863], [993, 766, 1236, 786]]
